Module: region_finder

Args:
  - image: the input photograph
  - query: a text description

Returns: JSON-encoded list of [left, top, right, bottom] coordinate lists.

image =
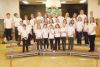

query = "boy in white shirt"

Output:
[[20, 24, 29, 52], [67, 20, 75, 50], [4, 13, 13, 41], [42, 24, 49, 50], [30, 14, 36, 43], [13, 13, 22, 41], [48, 25, 55, 50]]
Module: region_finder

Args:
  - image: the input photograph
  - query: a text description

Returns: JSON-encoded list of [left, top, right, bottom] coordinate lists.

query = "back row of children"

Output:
[[3, 9, 97, 52]]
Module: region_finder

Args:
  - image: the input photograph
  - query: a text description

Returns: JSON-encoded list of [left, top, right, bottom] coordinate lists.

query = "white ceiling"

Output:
[[20, 0, 87, 4]]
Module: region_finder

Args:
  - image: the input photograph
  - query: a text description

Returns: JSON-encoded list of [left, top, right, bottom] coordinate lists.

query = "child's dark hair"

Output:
[[6, 13, 10, 15]]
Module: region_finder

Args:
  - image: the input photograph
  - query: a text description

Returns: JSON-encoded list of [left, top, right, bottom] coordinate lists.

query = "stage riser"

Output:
[[7, 51, 100, 59]]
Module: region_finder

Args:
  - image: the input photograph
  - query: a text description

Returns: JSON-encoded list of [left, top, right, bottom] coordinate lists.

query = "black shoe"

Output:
[[88, 50, 94, 52]]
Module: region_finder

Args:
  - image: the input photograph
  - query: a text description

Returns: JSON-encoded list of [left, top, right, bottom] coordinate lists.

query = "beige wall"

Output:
[[0, 0, 19, 19], [88, 0, 100, 18]]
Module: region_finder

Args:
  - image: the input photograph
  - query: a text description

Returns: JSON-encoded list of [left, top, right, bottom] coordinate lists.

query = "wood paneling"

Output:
[[20, 4, 87, 18], [96, 18, 100, 37], [20, 4, 46, 19]]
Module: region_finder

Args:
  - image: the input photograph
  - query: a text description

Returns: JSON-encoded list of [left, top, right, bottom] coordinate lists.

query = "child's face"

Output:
[[44, 25, 47, 28], [7, 14, 10, 18], [50, 25, 53, 29], [31, 14, 34, 18], [78, 17, 82, 21], [90, 17, 94, 22], [69, 24, 73, 26]]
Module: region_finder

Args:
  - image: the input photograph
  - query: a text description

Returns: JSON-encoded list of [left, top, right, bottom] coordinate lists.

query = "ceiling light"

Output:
[[80, 0, 86, 3], [61, 1, 66, 4], [22, 0, 29, 4]]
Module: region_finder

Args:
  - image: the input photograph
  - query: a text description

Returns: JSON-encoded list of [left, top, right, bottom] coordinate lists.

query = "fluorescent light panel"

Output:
[[80, 0, 86, 3], [22, 0, 29, 4]]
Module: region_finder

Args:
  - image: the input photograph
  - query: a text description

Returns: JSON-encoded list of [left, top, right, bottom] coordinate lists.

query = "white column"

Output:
[[0, 0, 19, 19], [88, 0, 100, 18]]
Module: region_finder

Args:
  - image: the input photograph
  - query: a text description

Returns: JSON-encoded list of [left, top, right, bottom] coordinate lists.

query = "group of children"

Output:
[[3, 9, 97, 52]]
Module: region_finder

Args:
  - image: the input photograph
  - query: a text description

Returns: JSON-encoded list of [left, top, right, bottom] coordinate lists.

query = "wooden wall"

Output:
[[20, 4, 87, 19], [96, 18, 100, 37]]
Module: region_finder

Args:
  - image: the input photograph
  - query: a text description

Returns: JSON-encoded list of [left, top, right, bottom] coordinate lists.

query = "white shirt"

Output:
[[30, 18, 35, 27], [35, 29, 42, 39], [42, 28, 48, 38], [49, 29, 54, 39], [21, 28, 29, 39], [4, 18, 13, 29], [66, 17, 71, 25], [23, 20, 29, 26], [52, 17, 57, 23], [77, 14, 87, 23], [57, 16, 64, 24], [36, 16, 44, 22], [67, 26, 75, 37], [54, 28, 61, 37], [13, 17, 22, 27], [61, 27, 67, 37], [75, 21, 84, 32], [18, 25, 23, 35], [83, 23, 88, 32], [26, 25, 32, 34], [87, 23, 96, 35]]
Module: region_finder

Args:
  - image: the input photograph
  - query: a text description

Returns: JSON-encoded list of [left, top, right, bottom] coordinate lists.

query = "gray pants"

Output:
[[68, 37, 74, 50]]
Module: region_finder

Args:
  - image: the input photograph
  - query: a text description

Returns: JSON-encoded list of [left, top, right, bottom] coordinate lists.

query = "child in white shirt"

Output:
[[35, 24, 43, 50], [48, 25, 55, 50], [30, 14, 36, 43], [13, 13, 22, 42], [75, 17, 84, 45], [83, 18, 89, 46], [42, 24, 49, 49], [54, 24, 61, 50], [4, 13, 13, 41], [87, 17, 97, 52], [20, 24, 29, 52], [60, 23, 67, 51], [67, 20, 75, 50]]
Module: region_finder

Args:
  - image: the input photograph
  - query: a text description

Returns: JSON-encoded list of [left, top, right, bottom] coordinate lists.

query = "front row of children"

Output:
[[19, 20, 76, 52]]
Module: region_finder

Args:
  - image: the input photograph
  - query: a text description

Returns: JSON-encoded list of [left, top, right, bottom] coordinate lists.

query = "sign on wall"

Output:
[[46, 8, 62, 15]]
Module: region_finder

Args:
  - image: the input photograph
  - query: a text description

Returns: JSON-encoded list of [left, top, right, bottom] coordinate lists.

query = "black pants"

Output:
[[22, 38, 29, 52], [27, 34, 32, 45], [4, 28, 12, 41], [32, 29, 36, 42], [15, 27, 18, 41], [61, 37, 66, 51], [55, 37, 60, 50], [76, 32, 82, 45], [83, 32, 89, 45], [36, 39, 43, 50], [68, 37, 74, 50], [43, 38, 49, 49], [88, 35, 96, 51], [17, 35, 21, 46], [49, 39, 54, 50]]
